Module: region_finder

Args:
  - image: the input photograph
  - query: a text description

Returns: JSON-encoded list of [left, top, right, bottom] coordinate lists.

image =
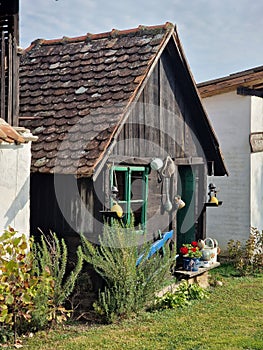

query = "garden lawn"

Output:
[[7, 268, 263, 350]]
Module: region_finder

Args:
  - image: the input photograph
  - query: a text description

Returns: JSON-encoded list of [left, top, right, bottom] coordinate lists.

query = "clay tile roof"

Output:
[[0, 118, 25, 144], [19, 22, 175, 176]]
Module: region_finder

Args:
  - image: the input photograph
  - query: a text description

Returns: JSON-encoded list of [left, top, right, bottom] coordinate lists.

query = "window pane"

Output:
[[131, 171, 144, 200], [131, 202, 144, 227], [118, 202, 128, 215], [111, 167, 148, 228], [114, 171, 126, 201]]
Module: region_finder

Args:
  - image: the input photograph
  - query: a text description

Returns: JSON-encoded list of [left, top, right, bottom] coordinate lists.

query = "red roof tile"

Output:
[[0, 118, 25, 144], [19, 23, 174, 176]]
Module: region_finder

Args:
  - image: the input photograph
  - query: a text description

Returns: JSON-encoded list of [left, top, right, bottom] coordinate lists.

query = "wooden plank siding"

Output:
[[0, 7, 19, 125], [1, 30, 5, 119], [30, 174, 103, 244], [113, 50, 199, 161]]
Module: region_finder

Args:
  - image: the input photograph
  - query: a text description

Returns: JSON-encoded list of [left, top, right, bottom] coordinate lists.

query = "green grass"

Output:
[[5, 265, 263, 350]]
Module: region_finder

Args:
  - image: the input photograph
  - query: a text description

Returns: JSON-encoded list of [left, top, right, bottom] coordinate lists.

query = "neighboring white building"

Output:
[[0, 120, 37, 236], [198, 66, 263, 251]]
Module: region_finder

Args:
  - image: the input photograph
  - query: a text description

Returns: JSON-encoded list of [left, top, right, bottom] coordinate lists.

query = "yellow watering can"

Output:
[[110, 203, 123, 218]]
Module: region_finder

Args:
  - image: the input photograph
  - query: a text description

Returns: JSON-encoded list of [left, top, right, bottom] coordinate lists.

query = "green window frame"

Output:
[[110, 166, 149, 228]]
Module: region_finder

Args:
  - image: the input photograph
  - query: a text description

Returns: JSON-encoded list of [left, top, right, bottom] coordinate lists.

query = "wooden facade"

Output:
[[29, 43, 213, 251], [18, 23, 227, 258], [0, 0, 19, 126], [30, 173, 102, 245], [107, 46, 208, 246]]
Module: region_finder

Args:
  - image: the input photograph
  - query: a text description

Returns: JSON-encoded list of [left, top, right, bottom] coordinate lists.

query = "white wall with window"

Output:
[[203, 91, 251, 251], [0, 143, 31, 236]]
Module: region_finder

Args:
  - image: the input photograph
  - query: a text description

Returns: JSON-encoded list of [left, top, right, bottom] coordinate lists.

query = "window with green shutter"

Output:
[[110, 166, 149, 228]]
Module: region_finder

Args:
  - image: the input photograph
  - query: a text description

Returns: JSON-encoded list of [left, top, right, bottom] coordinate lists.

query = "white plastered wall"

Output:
[[0, 142, 31, 237], [202, 91, 251, 252], [250, 96, 263, 231]]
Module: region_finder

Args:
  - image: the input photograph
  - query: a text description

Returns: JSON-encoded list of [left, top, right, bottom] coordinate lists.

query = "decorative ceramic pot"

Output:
[[202, 238, 218, 263], [183, 257, 199, 272]]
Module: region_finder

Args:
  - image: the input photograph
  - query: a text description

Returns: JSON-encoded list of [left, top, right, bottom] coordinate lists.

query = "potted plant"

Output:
[[180, 241, 202, 271]]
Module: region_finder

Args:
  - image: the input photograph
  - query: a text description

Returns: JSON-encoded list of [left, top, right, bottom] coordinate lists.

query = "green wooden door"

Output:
[[177, 166, 196, 250]]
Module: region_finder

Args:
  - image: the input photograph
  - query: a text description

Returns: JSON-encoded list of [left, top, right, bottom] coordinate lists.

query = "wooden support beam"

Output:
[[198, 69, 263, 98], [175, 157, 204, 165], [12, 36, 18, 125], [237, 86, 263, 98], [8, 33, 13, 125], [1, 30, 5, 119], [0, 3, 19, 125]]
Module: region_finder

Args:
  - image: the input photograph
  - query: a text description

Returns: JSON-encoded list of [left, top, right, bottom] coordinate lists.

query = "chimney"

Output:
[[0, 0, 19, 126]]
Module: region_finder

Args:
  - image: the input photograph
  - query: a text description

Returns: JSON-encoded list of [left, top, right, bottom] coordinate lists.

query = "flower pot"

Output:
[[183, 257, 199, 272]]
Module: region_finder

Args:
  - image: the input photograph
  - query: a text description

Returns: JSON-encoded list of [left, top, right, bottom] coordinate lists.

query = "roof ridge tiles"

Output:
[[24, 22, 174, 50]]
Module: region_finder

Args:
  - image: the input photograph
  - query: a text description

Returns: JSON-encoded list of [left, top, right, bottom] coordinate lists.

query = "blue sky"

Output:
[[20, 0, 263, 83]]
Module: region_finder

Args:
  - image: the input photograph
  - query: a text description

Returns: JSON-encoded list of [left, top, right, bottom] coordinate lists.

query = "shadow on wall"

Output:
[[4, 176, 29, 228]]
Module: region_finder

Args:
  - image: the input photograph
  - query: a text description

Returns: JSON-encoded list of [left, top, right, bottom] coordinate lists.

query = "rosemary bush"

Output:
[[31, 231, 83, 328], [81, 220, 176, 323]]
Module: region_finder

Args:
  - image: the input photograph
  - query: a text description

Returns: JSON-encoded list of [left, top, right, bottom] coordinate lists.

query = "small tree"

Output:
[[81, 220, 176, 323]]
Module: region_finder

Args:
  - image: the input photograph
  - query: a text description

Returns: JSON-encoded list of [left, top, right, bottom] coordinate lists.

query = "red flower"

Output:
[[191, 241, 198, 247], [191, 247, 197, 252], [180, 246, 188, 255]]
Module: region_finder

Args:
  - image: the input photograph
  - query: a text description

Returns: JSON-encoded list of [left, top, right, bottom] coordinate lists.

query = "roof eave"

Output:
[[198, 65, 263, 98]]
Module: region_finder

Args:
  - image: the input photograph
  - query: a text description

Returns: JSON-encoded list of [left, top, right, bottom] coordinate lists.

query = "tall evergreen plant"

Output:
[[32, 231, 83, 326], [81, 220, 175, 323]]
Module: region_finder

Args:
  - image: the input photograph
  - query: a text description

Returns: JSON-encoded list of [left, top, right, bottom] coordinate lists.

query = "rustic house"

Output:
[[198, 66, 263, 251], [0, 0, 36, 235], [19, 22, 227, 253]]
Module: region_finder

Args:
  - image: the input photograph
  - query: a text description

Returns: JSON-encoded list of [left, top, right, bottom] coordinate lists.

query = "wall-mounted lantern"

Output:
[[205, 183, 222, 207]]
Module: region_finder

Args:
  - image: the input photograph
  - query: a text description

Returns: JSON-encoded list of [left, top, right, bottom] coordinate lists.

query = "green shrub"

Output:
[[152, 280, 209, 310], [31, 231, 83, 328], [227, 227, 263, 275], [81, 220, 176, 323], [0, 227, 83, 344], [0, 227, 46, 342]]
